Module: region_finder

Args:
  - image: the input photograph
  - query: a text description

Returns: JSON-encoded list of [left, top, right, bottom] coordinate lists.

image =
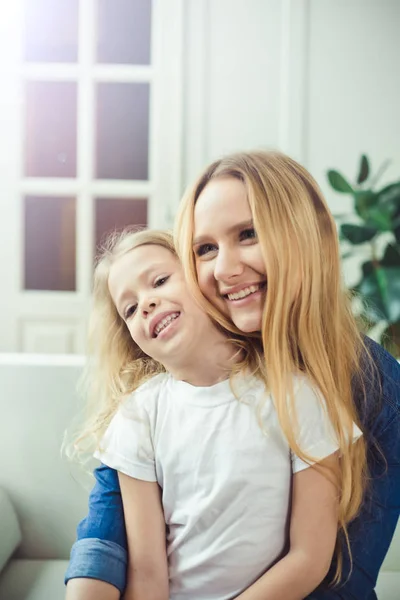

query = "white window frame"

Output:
[[0, 0, 184, 353]]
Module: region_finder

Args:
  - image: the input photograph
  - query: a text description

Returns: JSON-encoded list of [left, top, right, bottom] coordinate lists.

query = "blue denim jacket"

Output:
[[65, 338, 400, 598]]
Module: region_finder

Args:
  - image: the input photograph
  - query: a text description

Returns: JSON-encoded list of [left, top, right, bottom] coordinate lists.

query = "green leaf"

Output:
[[340, 224, 378, 244], [361, 260, 374, 277], [354, 190, 378, 215], [341, 251, 354, 260], [394, 205, 400, 244], [332, 213, 351, 220], [357, 265, 400, 322], [353, 187, 397, 230], [327, 170, 354, 194], [354, 272, 386, 321], [357, 154, 370, 184], [365, 206, 394, 231], [377, 182, 400, 206], [381, 243, 400, 267], [353, 190, 379, 221], [380, 324, 400, 358], [369, 159, 391, 188]]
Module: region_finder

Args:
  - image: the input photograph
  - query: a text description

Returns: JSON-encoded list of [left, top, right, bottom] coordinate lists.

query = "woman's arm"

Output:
[[65, 464, 128, 598], [307, 342, 400, 598], [66, 579, 120, 600], [118, 472, 169, 600], [236, 454, 339, 600]]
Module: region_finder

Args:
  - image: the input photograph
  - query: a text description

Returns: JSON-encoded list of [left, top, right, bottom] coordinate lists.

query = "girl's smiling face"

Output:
[[107, 244, 224, 371], [193, 177, 267, 333]]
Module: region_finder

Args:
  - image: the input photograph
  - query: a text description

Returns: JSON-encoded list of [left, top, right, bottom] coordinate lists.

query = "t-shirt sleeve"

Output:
[[291, 377, 362, 474], [94, 392, 157, 483]]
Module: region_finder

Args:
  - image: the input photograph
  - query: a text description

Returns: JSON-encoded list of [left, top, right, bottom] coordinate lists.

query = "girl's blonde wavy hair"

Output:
[[69, 229, 175, 459], [175, 150, 375, 583]]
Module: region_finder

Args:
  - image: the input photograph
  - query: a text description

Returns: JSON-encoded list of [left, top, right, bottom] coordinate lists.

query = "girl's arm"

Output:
[[118, 472, 169, 600], [236, 453, 339, 600]]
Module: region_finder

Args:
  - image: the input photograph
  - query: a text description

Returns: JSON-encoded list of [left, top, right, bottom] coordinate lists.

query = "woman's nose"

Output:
[[214, 248, 243, 281]]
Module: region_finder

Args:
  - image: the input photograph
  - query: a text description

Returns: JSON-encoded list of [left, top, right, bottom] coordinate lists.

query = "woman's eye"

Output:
[[154, 275, 169, 288], [124, 304, 137, 320], [195, 243, 217, 257], [239, 227, 257, 242]]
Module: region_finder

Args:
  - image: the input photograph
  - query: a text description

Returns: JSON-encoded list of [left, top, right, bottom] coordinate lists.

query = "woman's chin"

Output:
[[229, 310, 262, 334]]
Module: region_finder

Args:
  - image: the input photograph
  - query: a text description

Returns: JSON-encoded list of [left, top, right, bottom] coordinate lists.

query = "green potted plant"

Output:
[[327, 155, 400, 357]]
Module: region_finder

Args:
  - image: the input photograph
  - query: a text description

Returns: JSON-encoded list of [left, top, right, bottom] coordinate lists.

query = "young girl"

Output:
[[70, 227, 358, 600], [65, 151, 400, 600]]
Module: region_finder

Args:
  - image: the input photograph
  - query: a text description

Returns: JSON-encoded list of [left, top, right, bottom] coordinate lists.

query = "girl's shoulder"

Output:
[[135, 372, 171, 396], [122, 372, 172, 413], [290, 373, 328, 413]]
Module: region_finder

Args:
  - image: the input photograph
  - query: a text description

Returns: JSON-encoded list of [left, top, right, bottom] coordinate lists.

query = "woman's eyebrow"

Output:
[[193, 219, 254, 245]]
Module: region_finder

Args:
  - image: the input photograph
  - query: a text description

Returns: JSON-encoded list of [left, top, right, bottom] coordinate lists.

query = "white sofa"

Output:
[[0, 354, 398, 600]]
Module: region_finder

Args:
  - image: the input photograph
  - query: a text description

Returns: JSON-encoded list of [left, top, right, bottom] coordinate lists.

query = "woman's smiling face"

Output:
[[193, 177, 267, 333]]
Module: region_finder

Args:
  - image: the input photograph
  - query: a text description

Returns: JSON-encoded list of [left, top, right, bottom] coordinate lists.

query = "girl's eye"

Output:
[[154, 275, 169, 288], [239, 227, 257, 242], [124, 304, 137, 320], [194, 243, 217, 257]]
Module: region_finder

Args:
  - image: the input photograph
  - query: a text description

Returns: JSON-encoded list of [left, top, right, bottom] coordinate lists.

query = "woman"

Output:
[[65, 151, 400, 600]]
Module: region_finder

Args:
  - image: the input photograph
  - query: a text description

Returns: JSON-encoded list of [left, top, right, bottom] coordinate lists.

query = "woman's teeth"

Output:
[[154, 313, 180, 337], [226, 283, 264, 301]]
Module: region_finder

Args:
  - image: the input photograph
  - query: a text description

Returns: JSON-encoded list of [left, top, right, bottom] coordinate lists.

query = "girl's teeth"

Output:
[[227, 285, 260, 301], [154, 313, 179, 336]]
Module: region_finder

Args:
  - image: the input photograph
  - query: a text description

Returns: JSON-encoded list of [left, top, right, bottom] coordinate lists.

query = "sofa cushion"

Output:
[[0, 358, 89, 559], [376, 571, 400, 600], [0, 559, 69, 600], [0, 488, 21, 573]]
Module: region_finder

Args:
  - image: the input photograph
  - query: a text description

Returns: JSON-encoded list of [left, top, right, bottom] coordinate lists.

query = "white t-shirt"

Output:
[[95, 372, 361, 600]]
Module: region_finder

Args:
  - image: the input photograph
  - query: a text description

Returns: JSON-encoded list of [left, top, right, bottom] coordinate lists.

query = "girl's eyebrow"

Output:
[[193, 219, 254, 245], [115, 262, 167, 310], [134, 262, 166, 282]]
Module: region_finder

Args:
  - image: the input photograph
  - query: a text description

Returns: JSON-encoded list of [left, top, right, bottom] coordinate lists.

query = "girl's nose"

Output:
[[141, 297, 159, 317]]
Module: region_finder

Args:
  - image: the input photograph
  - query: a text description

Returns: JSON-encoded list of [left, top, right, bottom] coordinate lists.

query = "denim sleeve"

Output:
[[65, 463, 128, 593], [307, 340, 400, 599]]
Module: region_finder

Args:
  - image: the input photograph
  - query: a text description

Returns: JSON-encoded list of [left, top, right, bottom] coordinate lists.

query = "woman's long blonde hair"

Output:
[[69, 229, 175, 459], [175, 150, 375, 582]]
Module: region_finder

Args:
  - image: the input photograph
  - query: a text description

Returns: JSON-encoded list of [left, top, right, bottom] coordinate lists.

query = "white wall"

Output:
[[306, 0, 400, 202], [183, 0, 287, 185], [182, 0, 400, 204]]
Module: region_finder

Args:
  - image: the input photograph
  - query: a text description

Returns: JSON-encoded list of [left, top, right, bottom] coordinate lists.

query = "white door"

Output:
[[0, 0, 183, 354]]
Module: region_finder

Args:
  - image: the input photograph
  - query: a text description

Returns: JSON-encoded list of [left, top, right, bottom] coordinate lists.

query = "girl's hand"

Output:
[[119, 473, 169, 600]]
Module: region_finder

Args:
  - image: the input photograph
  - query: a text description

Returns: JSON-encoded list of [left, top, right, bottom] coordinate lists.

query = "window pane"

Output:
[[24, 0, 79, 63], [96, 0, 152, 65], [25, 82, 77, 178], [24, 196, 76, 291], [95, 197, 147, 251], [96, 83, 149, 180]]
